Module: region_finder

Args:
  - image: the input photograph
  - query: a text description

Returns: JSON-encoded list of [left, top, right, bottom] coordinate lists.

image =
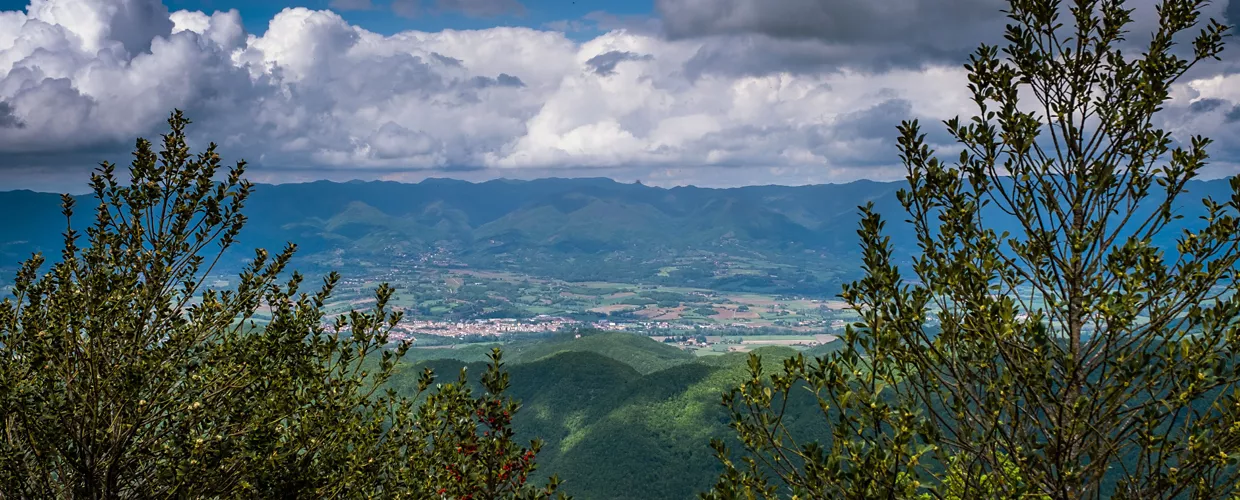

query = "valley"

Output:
[[193, 263, 856, 356], [6, 175, 1231, 354]]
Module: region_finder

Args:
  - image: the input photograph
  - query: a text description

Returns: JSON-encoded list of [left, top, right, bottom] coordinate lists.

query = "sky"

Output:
[[0, 0, 1238, 192]]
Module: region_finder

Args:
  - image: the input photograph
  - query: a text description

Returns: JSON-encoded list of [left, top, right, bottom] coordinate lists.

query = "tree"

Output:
[[707, 0, 1237, 497], [0, 111, 563, 499]]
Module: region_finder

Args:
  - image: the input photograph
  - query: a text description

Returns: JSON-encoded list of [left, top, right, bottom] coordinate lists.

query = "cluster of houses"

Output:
[[389, 316, 577, 340]]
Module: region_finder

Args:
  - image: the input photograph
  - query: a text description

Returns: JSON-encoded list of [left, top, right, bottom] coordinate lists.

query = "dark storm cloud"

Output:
[[585, 51, 654, 76], [1172, 96, 1240, 161], [468, 73, 525, 88], [1190, 97, 1228, 113], [667, 98, 948, 170], [823, 98, 958, 166], [0, 102, 25, 129], [0, 147, 131, 168], [1226, 105, 1240, 124], [430, 52, 463, 67], [495, 73, 524, 87], [833, 98, 914, 141], [660, 0, 1239, 75], [679, 35, 955, 79], [657, 0, 1007, 69]]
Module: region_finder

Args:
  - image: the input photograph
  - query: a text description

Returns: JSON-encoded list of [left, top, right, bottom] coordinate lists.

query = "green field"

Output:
[[260, 266, 861, 334]]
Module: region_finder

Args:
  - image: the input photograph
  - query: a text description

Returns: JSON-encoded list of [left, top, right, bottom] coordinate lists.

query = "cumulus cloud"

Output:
[[0, 0, 1236, 192], [1165, 71, 1240, 170], [25, 0, 174, 56]]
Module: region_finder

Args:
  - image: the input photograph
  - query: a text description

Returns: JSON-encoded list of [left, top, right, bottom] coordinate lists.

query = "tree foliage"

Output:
[[0, 111, 562, 499], [707, 0, 1239, 498]]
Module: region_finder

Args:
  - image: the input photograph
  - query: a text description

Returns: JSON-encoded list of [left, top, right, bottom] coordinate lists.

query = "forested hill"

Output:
[[2, 177, 1232, 292], [384, 331, 840, 500]]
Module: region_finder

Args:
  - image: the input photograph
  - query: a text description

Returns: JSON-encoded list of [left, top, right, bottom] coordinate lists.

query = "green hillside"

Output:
[[507, 331, 695, 375], [395, 332, 694, 372], [397, 343, 504, 365], [387, 334, 820, 500]]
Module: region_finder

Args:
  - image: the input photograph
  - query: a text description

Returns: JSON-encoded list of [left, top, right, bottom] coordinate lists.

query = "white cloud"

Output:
[[0, 0, 1236, 191], [1164, 72, 1240, 172]]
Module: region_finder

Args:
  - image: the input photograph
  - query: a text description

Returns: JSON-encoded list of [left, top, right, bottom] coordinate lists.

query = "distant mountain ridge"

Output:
[[2, 176, 1232, 293], [0, 177, 895, 268]]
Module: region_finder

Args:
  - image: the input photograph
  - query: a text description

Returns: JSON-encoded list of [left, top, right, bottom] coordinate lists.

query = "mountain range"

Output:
[[2, 176, 1232, 293]]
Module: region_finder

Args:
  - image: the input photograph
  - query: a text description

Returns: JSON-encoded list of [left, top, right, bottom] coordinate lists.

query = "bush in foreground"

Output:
[[708, 0, 1240, 497], [0, 111, 563, 499]]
